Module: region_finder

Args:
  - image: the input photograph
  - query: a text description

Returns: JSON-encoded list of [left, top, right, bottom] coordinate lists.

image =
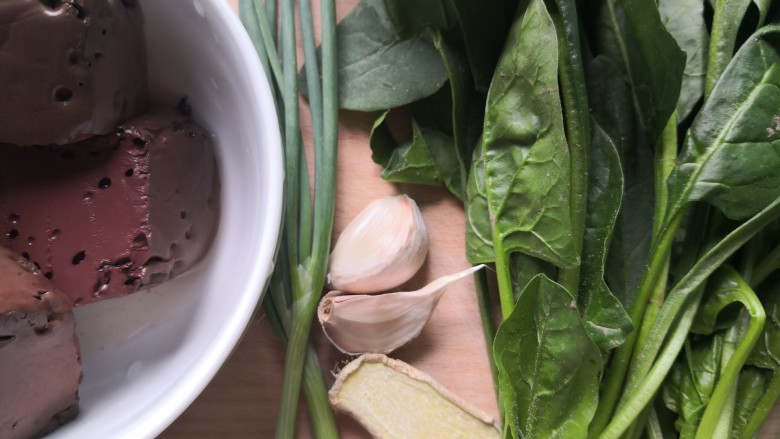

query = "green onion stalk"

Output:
[[239, 0, 340, 438]]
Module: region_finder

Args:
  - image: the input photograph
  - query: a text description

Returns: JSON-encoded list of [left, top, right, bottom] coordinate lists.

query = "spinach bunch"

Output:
[[313, 0, 780, 437]]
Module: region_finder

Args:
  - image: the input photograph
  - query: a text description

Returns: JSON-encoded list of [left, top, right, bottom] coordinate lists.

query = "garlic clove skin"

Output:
[[318, 265, 485, 355], [328, 194, 428, 294]]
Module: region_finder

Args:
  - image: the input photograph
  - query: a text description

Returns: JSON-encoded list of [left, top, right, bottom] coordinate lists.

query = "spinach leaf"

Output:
[[494, 274, 601, 439], [368, 30, 477, 200], [483, 0, 577, 269], [747, 283, 780, 371], [587, 55, 655, 310], [739, 279, 780, 438], [731, 366, 771, 438], [705, 0, 753, 94], [659, 0, 709, 122], [592, 0, 686, 145], [685, 336, 723, 408], [677, 266, 765, 439], [430, 29, 476, 197], [667, 25, 780, 222], [382, 0, 457, 39], [324, 0, 448, 111], [662, 340, 717, 436], [448, 0, 515, 93], [579, 123, 633, 351], [509, 252, 557, 302], [369, 111, 466, 198], [754, 0, 771, 27]]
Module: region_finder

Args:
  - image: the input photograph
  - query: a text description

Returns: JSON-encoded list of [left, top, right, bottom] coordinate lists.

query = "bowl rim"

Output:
[[128, 1, 283, 436]]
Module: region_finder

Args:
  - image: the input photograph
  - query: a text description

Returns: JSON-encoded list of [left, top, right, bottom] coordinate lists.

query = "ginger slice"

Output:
[[329, 354, 501, 438]]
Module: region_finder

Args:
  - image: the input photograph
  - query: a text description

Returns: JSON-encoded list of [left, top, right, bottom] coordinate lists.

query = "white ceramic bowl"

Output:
[[49, 1, 282, 437]]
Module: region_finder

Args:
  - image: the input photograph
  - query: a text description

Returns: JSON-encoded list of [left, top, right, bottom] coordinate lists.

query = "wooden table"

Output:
[[161, 1, 780, 437]]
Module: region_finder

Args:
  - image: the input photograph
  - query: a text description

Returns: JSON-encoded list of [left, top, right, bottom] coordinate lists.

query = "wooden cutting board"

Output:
[[160, 1, 780, 437]]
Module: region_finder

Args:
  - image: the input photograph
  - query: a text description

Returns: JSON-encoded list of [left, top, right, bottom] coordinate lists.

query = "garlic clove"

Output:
[[327, 194, 428, 294], [318, 265, 485, 355]]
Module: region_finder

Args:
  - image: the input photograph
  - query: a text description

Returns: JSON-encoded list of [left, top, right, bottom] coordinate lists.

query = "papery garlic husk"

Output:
[[318, 265, 485, 355], [328, 194, 428, 294], [329, 354, 501, 439]]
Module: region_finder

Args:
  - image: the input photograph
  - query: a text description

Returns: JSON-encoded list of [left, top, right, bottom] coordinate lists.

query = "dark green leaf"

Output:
[[579, 123, 632, 351], [368, 30, 476, 200], [594, 0, 686, 144], [691, 266, 761, 335], [416, 123, 464, 199], [659, 0, 709, 121], [747, 283, 780, 370], [369, 110, 442, 187], [663, 356, 708, 434], [754, 0, 771, 26], [509, 252, 556, 301], [685, 335, 723, 404], [731, 366, 771, 438], [449, 0, 517, 93], [705, 0, 753, 93], [430, 29, 475, 197], [668, 26, 780, 221], [327, 0, 448, 111], [587, 55, 655, 310], [382, 0, 457, 39], [662, 359, 684, 416], [483, 0, 578, 269], [369, 111, 465, 199], [494, 274, 601, 439]]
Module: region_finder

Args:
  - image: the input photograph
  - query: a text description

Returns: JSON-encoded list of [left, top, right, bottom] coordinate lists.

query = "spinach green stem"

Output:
[[546, 0, 590, 295], [629, 114, 677, 392], [740, 233, 763, 285], [474, 269, 499, 399], [590, 208, 684, 435], [602, 197, 780, 437], [599, 287, 704, 439], [494, 239, 515, 319], [743, 373, 780, 438], [652, 115, 677, 240], [749, 242, 780, 287], [705, 0, 751, 96], [713, 325, 740, 439], [695, 277, 765, 439], [626, 199, 780, 394]]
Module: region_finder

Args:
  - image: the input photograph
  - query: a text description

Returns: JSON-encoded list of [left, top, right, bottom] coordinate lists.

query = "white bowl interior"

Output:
[[49, 1, 282, 437]]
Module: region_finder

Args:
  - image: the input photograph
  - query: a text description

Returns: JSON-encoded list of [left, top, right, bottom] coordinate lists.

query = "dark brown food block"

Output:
[[0, 246, 82, 439], [0, 0, 147, 145], [0, 109, 221, 305]]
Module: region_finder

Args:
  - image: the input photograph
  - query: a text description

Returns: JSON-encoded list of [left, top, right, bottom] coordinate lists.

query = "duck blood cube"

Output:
[[0, 0, 147, 146], [0, 109, 220, 305], [0, 246, 82, 439]]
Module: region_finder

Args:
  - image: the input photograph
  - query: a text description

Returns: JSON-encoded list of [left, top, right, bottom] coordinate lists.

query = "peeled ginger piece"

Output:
[[329, 354, 501, 439]]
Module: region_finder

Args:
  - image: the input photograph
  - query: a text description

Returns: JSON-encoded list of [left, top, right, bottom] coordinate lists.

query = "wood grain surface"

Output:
[[160, 1, 780, 437]]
